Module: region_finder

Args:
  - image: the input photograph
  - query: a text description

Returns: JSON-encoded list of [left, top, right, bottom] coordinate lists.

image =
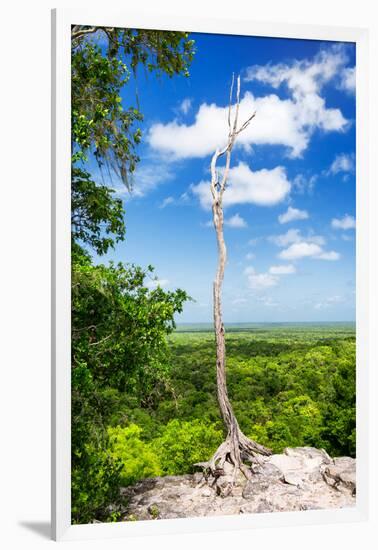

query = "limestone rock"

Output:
[[120, 447, 355, 521], [322, 456, 356, 495]]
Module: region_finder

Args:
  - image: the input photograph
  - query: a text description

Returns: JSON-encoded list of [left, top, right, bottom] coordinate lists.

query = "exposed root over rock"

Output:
[[195, 428, 272, 496]]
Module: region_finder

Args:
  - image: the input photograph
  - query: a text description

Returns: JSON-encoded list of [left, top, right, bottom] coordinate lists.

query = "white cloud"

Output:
[[145, 278, 170, 289], [244, 265, 294, 291], [271, 228, 340, 261], [339, 67, 356, 94], [269, 228, 325, 248], [247, 272, 278, 290], [245, 252, 255, 260], [331, 214, 356, 230], [159, 191, 192, 209], [269, 228, 302, 247], [149, 47, 349, 160], [224, 213, 248, 228], [159, 196, 175, 208], [244, 262, 295, 292], [149, 91, 346, 159], [269, 264, 296, 275], [278, 206, 309, 224], [279, 242, 322, 260], [191, 162, 291, 210], [292, 173, 317, 195], [179, 98, 192, 115], [304, 233, 326, 246], [316, 251, 341, 261], [279, 241, 340, 261], [244, 47, 350, 147], [328, 153, 355, 175], [245, 46, 345, 90]]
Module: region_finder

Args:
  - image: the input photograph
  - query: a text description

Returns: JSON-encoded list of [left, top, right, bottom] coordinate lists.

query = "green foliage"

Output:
[[161, 326, 356, 457], [72, 316, 355, 524], [107, 425, 161, 485], [152, 419, 223, 475], [320, 358, 356, 456], [72, 259, 189, 396], [82, 323, 355, 507], [263, 395, 323, 451], [71, 167, 125, 254], [73, 307, 356, 524], [71, 27, 195, 185], [71, 39, 141, 180], [71, 444, 123, 525], [106, 420, 223, 483], [70, 25, 195, 524], [71, 255, 189, 523]]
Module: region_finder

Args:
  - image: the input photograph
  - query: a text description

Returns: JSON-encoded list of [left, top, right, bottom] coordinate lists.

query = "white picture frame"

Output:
[[51, 8, 369, 541]]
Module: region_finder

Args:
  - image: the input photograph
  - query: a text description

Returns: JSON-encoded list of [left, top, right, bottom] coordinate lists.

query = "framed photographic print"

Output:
[[51, 8, 369, 541]]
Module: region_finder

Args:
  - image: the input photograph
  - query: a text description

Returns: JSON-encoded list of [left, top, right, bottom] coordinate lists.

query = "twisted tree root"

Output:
[[195, 428, 271, 494]]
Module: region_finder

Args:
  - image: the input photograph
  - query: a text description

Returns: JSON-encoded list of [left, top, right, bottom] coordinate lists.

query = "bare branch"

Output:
[[71, 27, 98, 40], [88, 334, 112, 347], [232, 75, 241, 136], [237, 111, 257, 135], [71, 26, 115, 41]]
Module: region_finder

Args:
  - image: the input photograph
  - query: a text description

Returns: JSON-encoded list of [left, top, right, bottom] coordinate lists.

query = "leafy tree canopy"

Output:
[[70, 26, 195, 523], [71, 26, 195, 187], [71, 167, 125, 255], [71, 256, 190, 524], [72, 260, 189, 397]]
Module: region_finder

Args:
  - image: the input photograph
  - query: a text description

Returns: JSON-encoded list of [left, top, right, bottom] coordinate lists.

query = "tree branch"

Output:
[[71, 26, 115, 41]]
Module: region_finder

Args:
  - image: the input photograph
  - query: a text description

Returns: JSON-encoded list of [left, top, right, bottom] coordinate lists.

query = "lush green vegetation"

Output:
[[73, 322, 355, 523], [71, 26, 195, 524], [167, 325, 356, 457], [103, 324, 355, 480]]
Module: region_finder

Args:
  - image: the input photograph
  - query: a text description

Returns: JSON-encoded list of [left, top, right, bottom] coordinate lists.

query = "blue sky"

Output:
[[90, 32, 356, 323]]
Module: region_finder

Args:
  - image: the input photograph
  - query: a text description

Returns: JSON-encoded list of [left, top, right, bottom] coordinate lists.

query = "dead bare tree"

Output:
[[196, 75, 271, 491]]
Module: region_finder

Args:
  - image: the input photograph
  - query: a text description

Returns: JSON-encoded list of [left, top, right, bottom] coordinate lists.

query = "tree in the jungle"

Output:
[[71, 25, 195, 250], [70, 26, 195, 523], [198, 76, 272, 489], [71, 25, 194, 183]]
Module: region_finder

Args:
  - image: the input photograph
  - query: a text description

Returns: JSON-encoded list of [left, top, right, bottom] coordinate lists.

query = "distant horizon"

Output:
[[176, 321, 356, 328], [175, 320, 356, 326]]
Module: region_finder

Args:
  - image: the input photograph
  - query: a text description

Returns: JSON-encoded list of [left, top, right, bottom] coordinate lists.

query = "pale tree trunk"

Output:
[[196, 75, 271, 490]]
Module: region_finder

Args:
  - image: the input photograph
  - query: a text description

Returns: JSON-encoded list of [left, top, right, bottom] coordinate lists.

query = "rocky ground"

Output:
[[120, 447, 356, 521]]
